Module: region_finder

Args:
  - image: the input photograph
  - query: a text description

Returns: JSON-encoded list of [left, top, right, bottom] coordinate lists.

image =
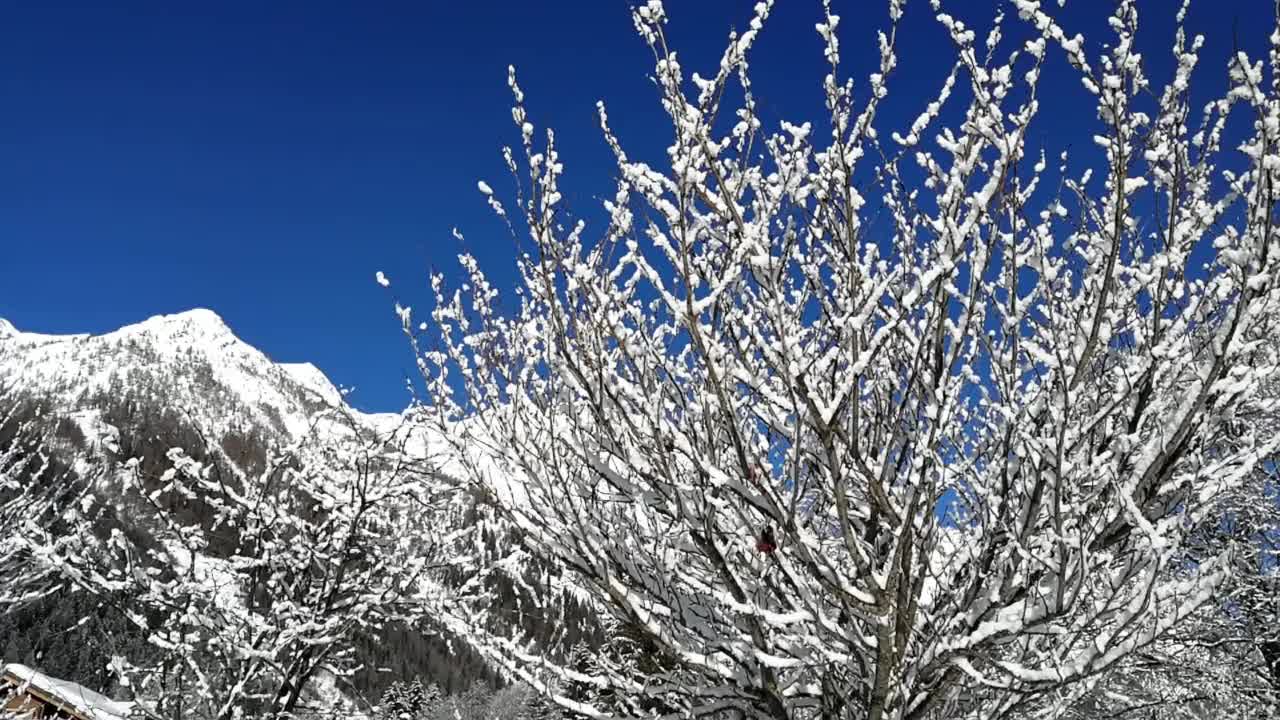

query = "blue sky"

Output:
[[1, 0, 1270, 412]]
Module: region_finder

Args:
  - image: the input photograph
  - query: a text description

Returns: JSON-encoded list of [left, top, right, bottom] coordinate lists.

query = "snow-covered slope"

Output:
[[0, 309, 398, 445]]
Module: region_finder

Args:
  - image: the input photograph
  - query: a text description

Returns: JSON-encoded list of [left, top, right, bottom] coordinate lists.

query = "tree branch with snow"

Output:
[[404, 1, 1280, 718]]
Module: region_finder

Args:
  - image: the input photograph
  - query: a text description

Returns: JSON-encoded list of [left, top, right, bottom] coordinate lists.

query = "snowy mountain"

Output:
[[0, 310, 467, 714], [0, 309, 399, 450]]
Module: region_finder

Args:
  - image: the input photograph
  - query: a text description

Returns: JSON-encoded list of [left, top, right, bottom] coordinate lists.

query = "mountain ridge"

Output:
[[0, 308, 401, 446]]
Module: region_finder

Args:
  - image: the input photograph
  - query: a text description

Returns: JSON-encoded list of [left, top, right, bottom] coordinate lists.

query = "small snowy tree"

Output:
[[379, 678, 443, 720], [377, 680, 409, 719], [33, 411, 453, 720], [0, 390, 86, 608], [404, 1, 1280, 718]]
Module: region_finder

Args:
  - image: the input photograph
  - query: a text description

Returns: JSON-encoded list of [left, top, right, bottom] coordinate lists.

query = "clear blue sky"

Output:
[[1, 1, 1269, 412]]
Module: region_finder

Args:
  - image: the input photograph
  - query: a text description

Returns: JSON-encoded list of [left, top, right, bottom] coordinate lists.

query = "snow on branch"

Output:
[[406, 1, 1280, 719]]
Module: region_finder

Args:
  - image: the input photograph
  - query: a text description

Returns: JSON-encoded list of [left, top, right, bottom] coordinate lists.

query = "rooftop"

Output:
[[1, 663, 133, 720]]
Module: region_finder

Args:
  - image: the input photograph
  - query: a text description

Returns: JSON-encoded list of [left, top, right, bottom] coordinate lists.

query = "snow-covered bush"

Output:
[[405, 1, 1280, 718], [25, 410, 454, 720]]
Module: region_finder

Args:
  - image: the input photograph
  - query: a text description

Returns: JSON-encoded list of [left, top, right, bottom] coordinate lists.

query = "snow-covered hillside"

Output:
[[0, 309, 400, 446]]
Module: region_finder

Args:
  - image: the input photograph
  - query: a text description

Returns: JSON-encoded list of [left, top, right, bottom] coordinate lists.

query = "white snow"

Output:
[[280, 362, 343, 407]]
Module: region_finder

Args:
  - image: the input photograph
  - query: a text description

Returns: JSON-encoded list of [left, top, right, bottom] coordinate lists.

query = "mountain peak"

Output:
[[0, 318, 15, 337], [110, 309, 238, 348], [4, 308, 329, 442], [1, 308, 398, 445], [136, 308, 230, 333]]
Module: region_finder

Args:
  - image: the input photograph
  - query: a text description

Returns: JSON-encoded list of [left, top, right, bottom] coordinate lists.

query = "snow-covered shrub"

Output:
[[23, 409, 454, 720]]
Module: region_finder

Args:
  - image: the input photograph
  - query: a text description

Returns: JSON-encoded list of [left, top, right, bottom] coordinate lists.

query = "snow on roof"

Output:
[[1, 663, 134, 720]]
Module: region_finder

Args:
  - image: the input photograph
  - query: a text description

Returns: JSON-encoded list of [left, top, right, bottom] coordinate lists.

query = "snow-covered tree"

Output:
[[30, 410, 453, 720], [379, 677, 443, 720], [1041, 460, 1280, 720], [402, 1, 1280, 718], [1214, 469, 1280, 703], [0, 390, 86, 608]]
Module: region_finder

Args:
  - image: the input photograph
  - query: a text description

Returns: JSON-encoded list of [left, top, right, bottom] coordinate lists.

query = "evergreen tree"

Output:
[[403, 678, 427, 716], [378, 677, 444, 720], [377, 681, 410, 720]]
